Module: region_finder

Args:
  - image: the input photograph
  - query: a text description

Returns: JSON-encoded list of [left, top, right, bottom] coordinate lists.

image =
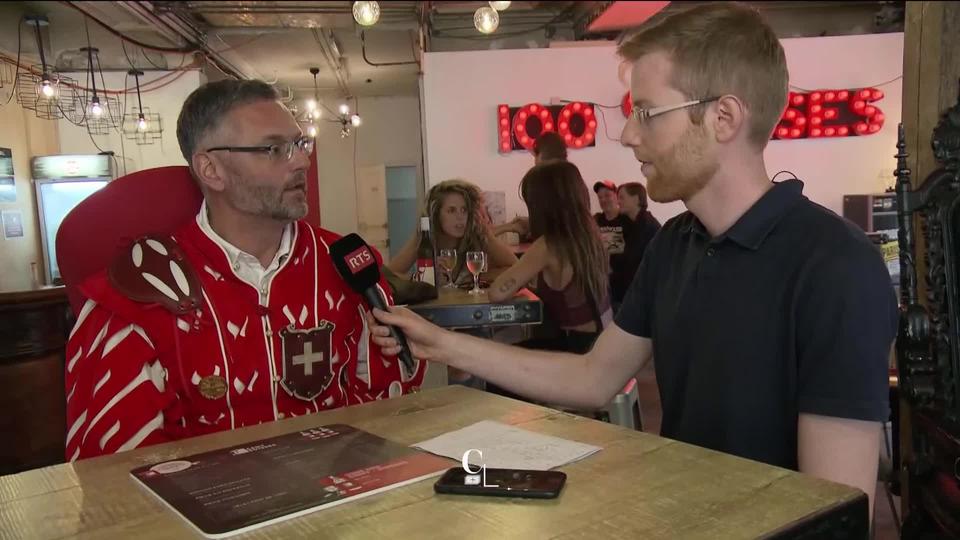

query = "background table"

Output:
[[407, 287, 542, 330], [0, 386, 867, 539]]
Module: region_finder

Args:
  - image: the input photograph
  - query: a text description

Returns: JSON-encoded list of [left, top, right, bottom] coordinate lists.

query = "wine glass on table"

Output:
[[466, 251, 486, 295], [439, 249, 457, 288]]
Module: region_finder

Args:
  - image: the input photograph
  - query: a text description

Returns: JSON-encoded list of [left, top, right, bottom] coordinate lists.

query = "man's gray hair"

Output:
[[176, 79, 280, 164]]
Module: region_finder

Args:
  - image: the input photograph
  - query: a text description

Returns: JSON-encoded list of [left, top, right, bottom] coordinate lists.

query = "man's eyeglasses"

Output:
[[205, 136, 315, 162], [630, 97, 720, 124]]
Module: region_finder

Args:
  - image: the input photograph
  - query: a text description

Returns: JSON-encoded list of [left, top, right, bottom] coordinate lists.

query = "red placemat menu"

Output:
[[131, 424, 452, 538]]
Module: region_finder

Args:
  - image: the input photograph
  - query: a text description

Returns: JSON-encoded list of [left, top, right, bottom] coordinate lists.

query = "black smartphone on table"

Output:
[[433, 467, 566, 499]]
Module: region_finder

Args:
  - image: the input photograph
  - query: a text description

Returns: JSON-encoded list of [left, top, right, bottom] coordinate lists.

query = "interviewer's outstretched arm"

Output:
[[368, 307, 651, 409]]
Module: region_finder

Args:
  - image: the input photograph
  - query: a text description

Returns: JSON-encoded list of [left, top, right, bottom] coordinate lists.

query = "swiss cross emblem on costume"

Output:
[[280, 321, 335, 401]]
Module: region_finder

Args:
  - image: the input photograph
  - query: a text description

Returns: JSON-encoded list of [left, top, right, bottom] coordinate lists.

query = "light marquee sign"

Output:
[[496, 102, 597, 154], [619, 88, 886, 141], [498, 87, 885, 153]]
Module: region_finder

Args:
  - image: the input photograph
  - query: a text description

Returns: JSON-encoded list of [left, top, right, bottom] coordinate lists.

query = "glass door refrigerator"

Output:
[[31, 154, 120, 285]]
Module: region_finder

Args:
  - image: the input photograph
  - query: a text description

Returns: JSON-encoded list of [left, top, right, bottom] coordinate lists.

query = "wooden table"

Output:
[[0, 386, 867, 539]]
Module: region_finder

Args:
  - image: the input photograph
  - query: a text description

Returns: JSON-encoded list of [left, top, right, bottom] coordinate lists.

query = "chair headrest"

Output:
[[56, 165, 203, 315]]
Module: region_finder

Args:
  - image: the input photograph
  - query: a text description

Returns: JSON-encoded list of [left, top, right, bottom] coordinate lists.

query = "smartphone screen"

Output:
[[434, 467, 566, 498]]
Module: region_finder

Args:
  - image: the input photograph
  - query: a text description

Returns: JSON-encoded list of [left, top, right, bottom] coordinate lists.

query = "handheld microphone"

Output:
[[329, 233, 415, 378]]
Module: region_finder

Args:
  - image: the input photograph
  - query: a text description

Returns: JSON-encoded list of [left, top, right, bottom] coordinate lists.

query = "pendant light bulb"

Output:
[[339, 103, 350, 116], [351, 114, 362, 127], [40, 78, 55, 98], [474, 6, 500, 34], [137, 114, 148, 132], [90, 97, 103, 117], [352, 1, 381, 27], [489, 1, 511, 10]]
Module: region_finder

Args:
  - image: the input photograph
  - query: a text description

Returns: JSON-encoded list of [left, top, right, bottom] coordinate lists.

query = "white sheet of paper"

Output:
[[413, 420, 602, 471]]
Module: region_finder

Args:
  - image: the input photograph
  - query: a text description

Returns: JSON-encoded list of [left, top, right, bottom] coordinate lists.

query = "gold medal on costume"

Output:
[[199, 375, 228, 400]]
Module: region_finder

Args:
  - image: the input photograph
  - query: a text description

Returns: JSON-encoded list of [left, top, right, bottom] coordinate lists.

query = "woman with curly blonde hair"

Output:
[[386, 179, 517, 285]]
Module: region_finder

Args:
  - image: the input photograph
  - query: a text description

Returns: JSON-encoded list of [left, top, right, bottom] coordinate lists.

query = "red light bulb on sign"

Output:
[[530, 104, 539, 113], [810, 128, 823, 137], [838, 126, 849, 136], [544, 122, 554, 131], [824, 127, 836, 137]]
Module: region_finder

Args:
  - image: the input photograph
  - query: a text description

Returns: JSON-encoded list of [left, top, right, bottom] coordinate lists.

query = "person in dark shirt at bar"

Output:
[[367, 2, 896, 517], [593, 180, 633, 310], [617, 182, 661, 300]]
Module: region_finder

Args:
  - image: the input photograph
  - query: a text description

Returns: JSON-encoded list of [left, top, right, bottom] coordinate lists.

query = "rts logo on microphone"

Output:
[[345, 246, 376, 274]]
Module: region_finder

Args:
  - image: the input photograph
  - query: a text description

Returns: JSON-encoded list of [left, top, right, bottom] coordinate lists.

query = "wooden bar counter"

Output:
[[0, 386, 868, 539], [0, 285, 71, 475]]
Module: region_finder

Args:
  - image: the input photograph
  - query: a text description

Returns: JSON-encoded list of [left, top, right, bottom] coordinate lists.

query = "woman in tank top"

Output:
[[488, 161, 612, 353]]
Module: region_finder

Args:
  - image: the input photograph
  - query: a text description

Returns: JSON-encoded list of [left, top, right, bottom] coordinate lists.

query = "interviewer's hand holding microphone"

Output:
[[365, 306, 452, 365], [329, 232, 455, 371]]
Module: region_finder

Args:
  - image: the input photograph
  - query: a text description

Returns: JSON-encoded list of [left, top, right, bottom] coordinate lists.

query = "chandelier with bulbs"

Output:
[[299, 67, 362, 139]]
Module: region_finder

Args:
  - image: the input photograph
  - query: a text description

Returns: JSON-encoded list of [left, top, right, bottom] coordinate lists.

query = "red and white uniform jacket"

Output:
[[64, 218, 424, 461]]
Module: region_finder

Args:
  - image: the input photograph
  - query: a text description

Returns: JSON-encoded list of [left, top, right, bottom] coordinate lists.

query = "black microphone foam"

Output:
[[330, 233, 416, 378]]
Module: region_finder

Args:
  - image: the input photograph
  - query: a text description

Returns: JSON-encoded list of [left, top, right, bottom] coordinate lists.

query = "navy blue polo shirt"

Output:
[[615, 179, 897, 470]]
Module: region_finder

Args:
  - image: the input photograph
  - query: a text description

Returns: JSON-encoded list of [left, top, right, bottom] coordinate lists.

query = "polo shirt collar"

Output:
[[683, 179, 806, 250]]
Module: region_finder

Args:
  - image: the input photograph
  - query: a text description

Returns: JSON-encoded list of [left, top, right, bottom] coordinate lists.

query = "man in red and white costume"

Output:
[[65, 80, 424, 461]]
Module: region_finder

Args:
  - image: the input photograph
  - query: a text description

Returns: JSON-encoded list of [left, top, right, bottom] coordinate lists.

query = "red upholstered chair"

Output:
[[56, 166, 203, 316]]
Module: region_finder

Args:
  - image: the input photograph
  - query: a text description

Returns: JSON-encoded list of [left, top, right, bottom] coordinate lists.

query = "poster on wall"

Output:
[[2, 210, 24, 239], [482, 191, 506, 226], [0, 147, 15, 203]]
